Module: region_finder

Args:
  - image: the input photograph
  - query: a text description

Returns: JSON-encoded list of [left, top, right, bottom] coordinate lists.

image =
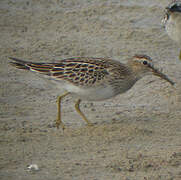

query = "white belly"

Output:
[[53, 77, 137, 101], [64, 84, 116, 101]]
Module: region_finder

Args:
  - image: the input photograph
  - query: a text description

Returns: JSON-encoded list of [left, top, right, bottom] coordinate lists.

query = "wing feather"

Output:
[[9, 57, 127, 86]]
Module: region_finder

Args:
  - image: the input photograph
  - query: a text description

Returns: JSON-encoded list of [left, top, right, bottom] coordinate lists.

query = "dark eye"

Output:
[[143, 61, 148, 65]]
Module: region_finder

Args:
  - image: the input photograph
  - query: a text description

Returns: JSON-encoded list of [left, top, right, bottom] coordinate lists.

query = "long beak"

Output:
[[150, 66, 174, 86]]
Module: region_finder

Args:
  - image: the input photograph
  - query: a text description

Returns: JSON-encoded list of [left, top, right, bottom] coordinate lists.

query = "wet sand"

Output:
[[0, 0, 181, 179]]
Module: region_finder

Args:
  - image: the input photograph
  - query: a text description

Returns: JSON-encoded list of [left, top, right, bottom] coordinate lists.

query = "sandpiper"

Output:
[[162, 0, 181, 60], [9, 55, 174, 129]]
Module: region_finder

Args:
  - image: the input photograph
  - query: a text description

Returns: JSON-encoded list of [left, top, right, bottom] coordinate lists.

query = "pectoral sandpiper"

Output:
[[9, 55, 174, 129]]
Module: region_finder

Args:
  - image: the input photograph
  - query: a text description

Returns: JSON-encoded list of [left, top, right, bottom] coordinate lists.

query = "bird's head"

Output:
[[162, 1, 181, 24], [128, 54, 174, 85]]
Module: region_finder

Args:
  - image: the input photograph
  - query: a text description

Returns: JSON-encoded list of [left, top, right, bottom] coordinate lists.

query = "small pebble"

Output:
[[27, 164, 39, 171]]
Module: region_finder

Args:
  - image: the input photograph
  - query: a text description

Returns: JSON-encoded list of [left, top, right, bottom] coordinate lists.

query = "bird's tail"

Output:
[[9, 57, 53, 76], [9, 57, 31, 70]]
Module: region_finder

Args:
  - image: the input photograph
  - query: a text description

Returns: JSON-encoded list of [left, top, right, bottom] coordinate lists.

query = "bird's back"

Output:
[[9, 57, 132, 88]]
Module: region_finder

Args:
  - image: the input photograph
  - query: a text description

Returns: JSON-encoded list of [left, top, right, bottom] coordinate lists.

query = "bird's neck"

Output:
[[127, 64, 145, 81]]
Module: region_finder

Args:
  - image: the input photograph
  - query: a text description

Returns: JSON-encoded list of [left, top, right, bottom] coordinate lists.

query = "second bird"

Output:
[[163, 1, 181, 60]]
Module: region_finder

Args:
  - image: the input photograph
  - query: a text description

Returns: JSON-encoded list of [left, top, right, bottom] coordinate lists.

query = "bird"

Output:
[[9, 55, 174, 129], [162, 0, 181, 60]]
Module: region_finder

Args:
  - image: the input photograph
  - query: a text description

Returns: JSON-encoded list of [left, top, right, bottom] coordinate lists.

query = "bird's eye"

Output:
[[143, 61, 148, 65]]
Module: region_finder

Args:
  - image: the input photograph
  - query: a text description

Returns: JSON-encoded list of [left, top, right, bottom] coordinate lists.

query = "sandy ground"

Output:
[[0, 0, 181, 179]]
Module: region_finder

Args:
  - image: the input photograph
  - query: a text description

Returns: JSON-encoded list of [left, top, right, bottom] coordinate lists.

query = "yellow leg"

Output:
[[75, 99, 93, 126], [56, 91, 69, 129], [179, 50, 181, 60]]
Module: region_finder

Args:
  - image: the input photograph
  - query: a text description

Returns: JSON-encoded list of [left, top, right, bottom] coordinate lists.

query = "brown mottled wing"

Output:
[[51, 58, 111, 86], [9, 57, 112, 86]]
